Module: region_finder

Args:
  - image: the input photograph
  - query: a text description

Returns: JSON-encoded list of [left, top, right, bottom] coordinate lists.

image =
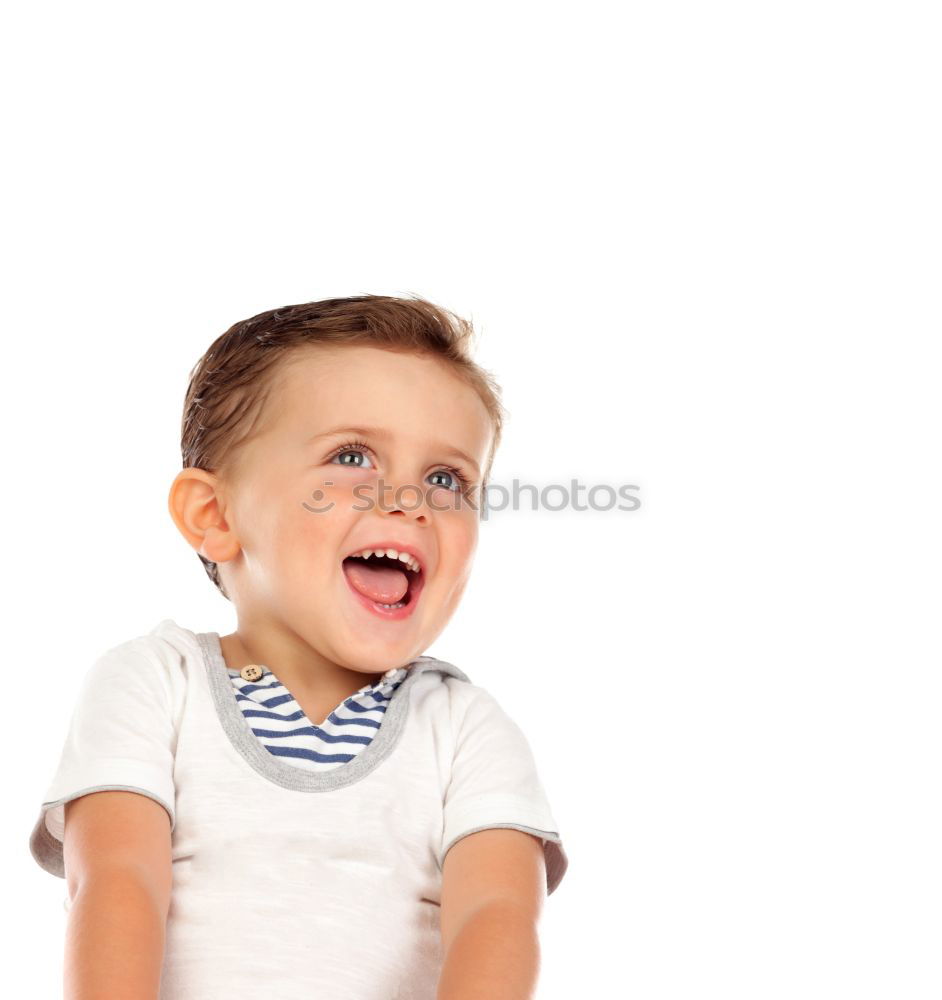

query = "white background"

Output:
[[5, 2, 939, 997]]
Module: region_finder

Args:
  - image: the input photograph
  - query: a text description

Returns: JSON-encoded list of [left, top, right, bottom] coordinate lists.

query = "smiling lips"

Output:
[[341, 550, 425, 619]]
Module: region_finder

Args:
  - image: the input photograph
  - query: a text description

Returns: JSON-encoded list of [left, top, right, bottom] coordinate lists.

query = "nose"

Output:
[[380, 478, 430, 524]]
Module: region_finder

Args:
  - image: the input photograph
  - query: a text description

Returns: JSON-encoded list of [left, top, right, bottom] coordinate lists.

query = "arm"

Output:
[[63, 791, 173, 1000], [438, 828, 547, 1000]]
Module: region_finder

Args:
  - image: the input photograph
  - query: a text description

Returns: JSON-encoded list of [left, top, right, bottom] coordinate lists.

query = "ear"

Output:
[[167, 468, 241, 565]]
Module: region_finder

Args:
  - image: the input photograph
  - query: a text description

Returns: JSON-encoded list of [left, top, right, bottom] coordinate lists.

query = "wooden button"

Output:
[[240, 664, 264, 682]]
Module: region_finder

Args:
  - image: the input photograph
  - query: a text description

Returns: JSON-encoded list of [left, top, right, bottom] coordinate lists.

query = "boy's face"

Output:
[[213, 344, 493, 674]]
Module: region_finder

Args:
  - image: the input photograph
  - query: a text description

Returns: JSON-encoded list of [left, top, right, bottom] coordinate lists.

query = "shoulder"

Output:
[[409, 656, 525, 747], [402, 655, 486, 736], [405, 654, 487, 712], [78, 619, 195, 713]]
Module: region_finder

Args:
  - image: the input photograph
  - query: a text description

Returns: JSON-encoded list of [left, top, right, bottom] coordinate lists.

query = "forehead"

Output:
[[262, 343, 493, 454]]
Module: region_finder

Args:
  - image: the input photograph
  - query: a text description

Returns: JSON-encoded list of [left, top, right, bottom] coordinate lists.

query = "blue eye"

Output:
[[427, 469, 466, 492], [330, 445, 374, 469]]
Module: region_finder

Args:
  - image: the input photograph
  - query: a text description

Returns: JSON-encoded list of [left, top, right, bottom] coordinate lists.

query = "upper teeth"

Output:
[[349, 548, 421, 573]]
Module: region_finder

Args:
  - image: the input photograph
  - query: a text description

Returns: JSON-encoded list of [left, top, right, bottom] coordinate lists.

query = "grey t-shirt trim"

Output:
[[196, 631, 471, 792]]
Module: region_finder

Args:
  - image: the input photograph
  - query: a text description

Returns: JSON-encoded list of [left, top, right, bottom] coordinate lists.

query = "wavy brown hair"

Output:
[[179, 294, 505, 599]]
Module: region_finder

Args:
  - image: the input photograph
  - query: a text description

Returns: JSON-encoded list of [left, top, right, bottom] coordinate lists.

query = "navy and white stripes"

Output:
[[227, 665, 408, 771]]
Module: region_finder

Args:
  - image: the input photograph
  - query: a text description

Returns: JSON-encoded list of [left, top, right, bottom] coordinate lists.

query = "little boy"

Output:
[[29, 295, 568, 999]]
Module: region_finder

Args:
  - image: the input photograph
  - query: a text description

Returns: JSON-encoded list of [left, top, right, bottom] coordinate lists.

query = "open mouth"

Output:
[[341, 550, 425, 617]]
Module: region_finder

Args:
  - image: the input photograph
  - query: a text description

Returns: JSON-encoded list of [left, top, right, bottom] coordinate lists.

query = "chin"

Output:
[[339, 635, 424, 673]]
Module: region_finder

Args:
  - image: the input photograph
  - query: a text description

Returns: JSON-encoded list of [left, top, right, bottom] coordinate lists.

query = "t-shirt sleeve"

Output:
[[28, 638, 179, 880], [440, 681, 569, 896]]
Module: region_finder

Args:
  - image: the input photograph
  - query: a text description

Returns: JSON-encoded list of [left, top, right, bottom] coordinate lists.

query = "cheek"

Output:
[[264, 478, 346, 557], [294, 497, 347, 550], [440, 508, 479, 571], [311, 472, 376, 515]]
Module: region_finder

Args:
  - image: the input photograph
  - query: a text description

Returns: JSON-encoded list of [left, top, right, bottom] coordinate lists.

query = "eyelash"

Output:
[[326, 439, 474, 492]]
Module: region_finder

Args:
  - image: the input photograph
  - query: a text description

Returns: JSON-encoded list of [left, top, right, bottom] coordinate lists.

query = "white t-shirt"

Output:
[[29, 619, 568, 1000]]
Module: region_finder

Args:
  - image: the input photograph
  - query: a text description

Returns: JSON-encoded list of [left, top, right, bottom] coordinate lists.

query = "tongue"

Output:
[[343, 558, 409, 604]]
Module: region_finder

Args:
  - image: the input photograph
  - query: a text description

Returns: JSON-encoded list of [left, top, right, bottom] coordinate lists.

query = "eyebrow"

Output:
[[308, 424, 482, 478]]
